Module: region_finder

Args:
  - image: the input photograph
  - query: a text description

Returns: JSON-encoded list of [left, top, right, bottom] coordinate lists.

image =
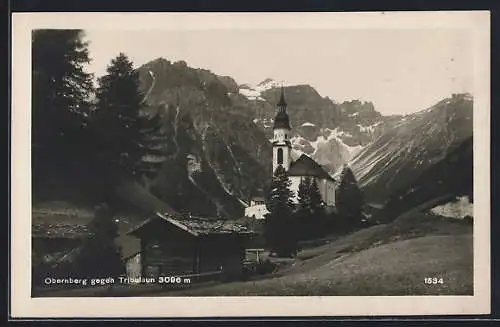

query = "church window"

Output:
[[277, 148, 283, 164], [284, 133, 288, 139]]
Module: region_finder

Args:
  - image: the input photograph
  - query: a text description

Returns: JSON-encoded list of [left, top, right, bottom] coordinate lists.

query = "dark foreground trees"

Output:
[[32, 29, 95, 197], [335, 164, 364, 231], [32, 32, 167, 280], [92, 53, 167, 196], [264, 165, 298, 257], [33, 31, 166, 203], [294, 176, 328, 240]]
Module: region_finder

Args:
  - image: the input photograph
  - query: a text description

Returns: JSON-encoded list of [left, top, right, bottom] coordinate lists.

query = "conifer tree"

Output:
[[93, 53, 166, 191], [309, 178, 323, 212], [309, 177, 326, 237], [297, 176, 313, 212], [295, 176, 326, 239], [32, 29, 94, 192], [264, 165, 298, 257], [335, 165, 364, 231]]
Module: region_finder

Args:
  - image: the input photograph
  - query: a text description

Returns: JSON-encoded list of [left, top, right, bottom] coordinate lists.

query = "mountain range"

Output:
[[33, 56, 473, 221], [349, 93, 473, 204], [132, 58, 473, 219]]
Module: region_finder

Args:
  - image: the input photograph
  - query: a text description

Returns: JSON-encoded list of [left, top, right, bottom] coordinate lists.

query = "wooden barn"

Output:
[[124, 212, 256, 281]]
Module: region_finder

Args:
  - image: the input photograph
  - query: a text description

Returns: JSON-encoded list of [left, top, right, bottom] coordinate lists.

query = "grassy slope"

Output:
[[161, 212, 473, 296], [33, 208, 473, 297]]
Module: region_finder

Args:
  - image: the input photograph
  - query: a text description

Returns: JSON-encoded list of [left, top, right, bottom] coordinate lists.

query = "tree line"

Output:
[[263, 164, 365, 257], [32, 30, 168, 281], [32, 29, 167, 203]]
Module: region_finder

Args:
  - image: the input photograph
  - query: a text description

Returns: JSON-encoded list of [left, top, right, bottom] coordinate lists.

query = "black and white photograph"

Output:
[[11, 11, 490, 317]]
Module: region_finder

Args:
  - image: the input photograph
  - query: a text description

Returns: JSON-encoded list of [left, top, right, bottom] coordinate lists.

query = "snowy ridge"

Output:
[[357, 121, 381, 134], [311, 128, 363, 157], [349, 93, 473, 202], [238, 78, 284, 101], [290, 127, 365, 175]]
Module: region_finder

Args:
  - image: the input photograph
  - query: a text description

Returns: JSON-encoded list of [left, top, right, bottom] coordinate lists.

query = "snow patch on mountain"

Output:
[[289, 128, 365, 175], [238, 78, 283, 100], [357, 121, 382, 134], [239, 87, 264, 101]]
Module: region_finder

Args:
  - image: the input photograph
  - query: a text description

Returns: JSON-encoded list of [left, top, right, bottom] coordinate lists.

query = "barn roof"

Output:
[[127, 212, 255, 237], [32, 223, 93, 239], [115, 234, 141, 260], [288, 154, 336, 181]]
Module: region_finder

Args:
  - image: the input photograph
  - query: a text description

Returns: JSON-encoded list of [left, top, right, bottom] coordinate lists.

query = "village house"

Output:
[[244, 196, 269, 220], [123, 212, 255, 281]]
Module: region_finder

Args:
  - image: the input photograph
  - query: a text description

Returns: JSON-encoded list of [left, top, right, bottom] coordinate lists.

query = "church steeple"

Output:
[[273, 87, 291, 130], [272, 86, 292, 173], [277, 86, 287, 110]]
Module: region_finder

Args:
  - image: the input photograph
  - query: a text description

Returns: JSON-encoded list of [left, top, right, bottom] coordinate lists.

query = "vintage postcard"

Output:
[[11, 11, 490, 318]]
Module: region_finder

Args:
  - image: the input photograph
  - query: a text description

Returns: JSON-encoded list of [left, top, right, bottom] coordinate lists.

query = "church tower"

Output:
[[272, 87, 292, 174]]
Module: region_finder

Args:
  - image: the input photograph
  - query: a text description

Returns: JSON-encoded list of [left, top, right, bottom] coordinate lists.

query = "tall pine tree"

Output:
[[335, 165, 364, 231], [32, 29, 94, 195], [309, 178, 323, 212], [295, 176, 326, 240], [297, 176, 313, 213], [93, 53, 166, 193], [264, 165, 298, 257]]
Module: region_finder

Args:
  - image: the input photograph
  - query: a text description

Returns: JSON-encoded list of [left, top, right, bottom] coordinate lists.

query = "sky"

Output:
[[84, 29, 472, 116]]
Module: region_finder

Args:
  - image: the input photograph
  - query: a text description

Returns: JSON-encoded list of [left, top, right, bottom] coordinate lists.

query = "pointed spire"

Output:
[[273, 84, 291, 130], [277, 86, 287, 111]]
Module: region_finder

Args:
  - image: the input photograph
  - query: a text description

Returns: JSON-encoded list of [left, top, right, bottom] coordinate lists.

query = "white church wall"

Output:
[[317, 178, 328, 204], [324, 179, 336, 206]]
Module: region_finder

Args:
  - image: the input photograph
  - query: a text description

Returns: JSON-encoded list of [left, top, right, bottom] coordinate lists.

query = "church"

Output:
[[245, 88, 337, 219]]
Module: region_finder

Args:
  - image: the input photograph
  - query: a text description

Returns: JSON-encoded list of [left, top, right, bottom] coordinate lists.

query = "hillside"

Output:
[[157, 211, 473, 296], [34, 208, 473, 297], [374, 136, 473, 223], [136, 58, 274, 217], [350, 93, 473, 204]]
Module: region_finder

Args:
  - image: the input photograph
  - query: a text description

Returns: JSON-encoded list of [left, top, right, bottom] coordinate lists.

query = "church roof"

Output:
[[273, 111, 291, 129], [273, 87, 291, 130], [288, 154, 336, 181]]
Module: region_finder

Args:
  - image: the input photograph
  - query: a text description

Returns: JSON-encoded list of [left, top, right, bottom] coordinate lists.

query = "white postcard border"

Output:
[[11, 11, 491, 318]]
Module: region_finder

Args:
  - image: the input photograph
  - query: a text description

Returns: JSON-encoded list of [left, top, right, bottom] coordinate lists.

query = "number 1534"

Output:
[[424, 277, 444, 284]]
